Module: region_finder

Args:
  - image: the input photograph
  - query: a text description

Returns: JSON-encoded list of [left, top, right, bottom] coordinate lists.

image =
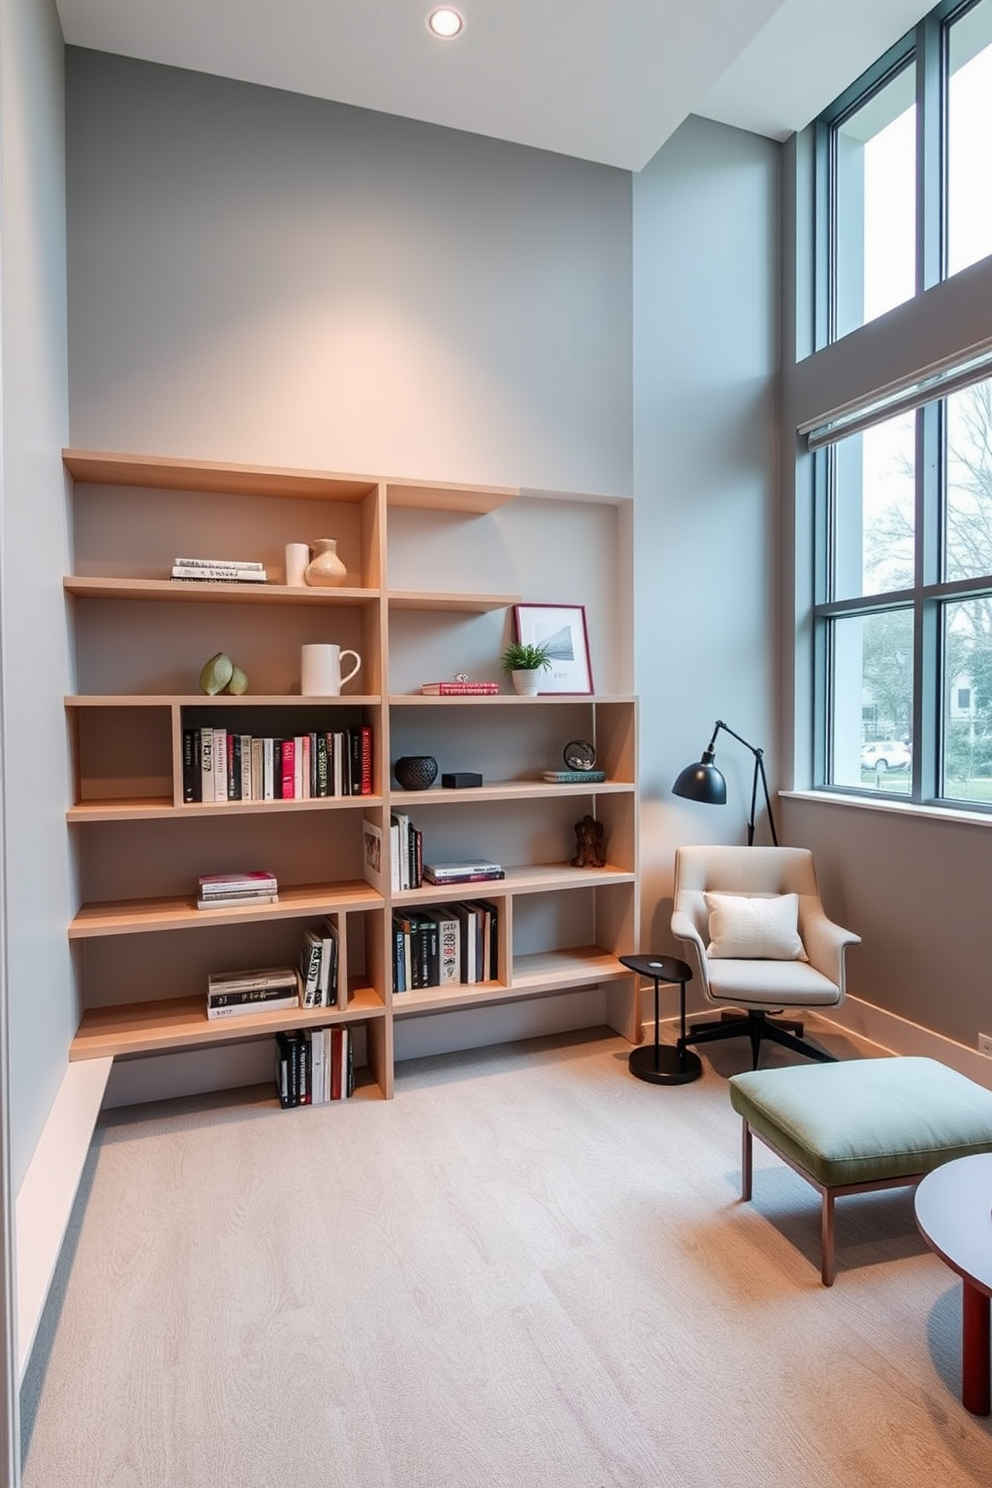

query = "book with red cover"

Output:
[[358, 724, 373, 795], [280, 738, 296, 799], [420, 682, 499, 695]]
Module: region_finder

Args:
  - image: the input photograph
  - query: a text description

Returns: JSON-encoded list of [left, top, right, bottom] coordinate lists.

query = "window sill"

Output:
[[781, 789, 992, 830]]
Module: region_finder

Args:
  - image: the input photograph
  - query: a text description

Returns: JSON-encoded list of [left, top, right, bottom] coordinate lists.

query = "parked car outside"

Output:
[[860, 741, 912, 771]]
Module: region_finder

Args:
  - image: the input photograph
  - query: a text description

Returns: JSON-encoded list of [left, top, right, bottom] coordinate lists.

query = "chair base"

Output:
[[681, 1008, 836, 1070]]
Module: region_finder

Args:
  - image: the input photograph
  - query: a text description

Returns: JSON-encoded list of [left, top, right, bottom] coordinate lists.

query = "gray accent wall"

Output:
[[66, 49, 632, 498], [2, 0, 73, 1196], [633, 116, 781, 960]]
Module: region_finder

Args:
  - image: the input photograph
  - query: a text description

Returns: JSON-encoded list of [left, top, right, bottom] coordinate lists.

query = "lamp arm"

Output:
[[710, 719, 779, 847]]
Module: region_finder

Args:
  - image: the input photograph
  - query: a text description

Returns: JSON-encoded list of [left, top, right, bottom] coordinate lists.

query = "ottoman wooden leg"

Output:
[[962, 1282, 991, 1415], [742, 1120, 753, 1201], [821, 1190, 835, 1287]]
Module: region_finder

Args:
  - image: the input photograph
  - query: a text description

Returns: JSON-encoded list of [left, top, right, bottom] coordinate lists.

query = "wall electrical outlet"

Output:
[[979, 1033, 992, 1057]]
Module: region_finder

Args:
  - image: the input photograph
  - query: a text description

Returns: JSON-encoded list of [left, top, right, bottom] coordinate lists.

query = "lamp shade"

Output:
[[672, 760, 727, 806]]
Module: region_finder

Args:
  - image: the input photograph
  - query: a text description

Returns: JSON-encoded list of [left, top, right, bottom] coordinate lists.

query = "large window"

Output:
[[819, 0, 992, 345], [810, 0, 992, 812], [814, 374, 992, 807]]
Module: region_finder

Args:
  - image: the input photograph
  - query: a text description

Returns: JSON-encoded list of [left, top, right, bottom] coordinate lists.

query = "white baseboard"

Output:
[[15, 1057, 112, 1380]]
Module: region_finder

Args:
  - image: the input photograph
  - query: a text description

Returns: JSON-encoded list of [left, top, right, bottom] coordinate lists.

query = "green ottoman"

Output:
[[728, 1057, 992, 1285]]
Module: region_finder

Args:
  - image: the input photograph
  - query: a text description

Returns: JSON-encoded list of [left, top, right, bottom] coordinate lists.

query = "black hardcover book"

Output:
[[345, 1027, 354, 1097], [316, 733, 330, 797], [298, 1029, 312, 1105], [228, 733, 242, 801], [182, 729, 201, 803], [275, 1030, 298, 1108]]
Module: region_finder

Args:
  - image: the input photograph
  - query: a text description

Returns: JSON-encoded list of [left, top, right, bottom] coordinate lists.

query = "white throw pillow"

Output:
[[705, 892, 808, 961]]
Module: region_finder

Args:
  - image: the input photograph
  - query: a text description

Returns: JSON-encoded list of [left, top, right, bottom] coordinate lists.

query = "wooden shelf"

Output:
[[64, 576, 379, 606], [388, 780, 633, 805], [63, 449, 377, 501], [65, 694, 381, 708], [388, 693, 637, 706], [391, 947, 630, 1018], [70, 985, 385, 1061], [387, 591, 518, 612], [69, 880, 383, 939], [68, 795, 383, 823], [392, 863, 634, 906], [385, 479, 518, 514]]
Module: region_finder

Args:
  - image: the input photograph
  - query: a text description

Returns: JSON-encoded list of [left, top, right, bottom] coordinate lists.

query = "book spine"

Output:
[[200, 727, 214, 801], [199, 875, 278, 892], [424, 870, 505, 885], [437, 913, 459, 984], [208, 984, 297, 1006], [182, 729, 199, 803], [171, 565, 267, 581], [241, 735, 252, 800], [275, 1033, 294, 1108], [345, 1026, 354, 1098], [228, 734, 242, 801], [359, 725, 373, 795], [207, 994, 298, 1019], [197, 893, 279, 910], [297, 1031, 311, 1105], [263, 738, 275, 800], [422, 683, 499, 694], [213, 728, 228, 802], [315, 733, 330, 797], [281, 738, 295, 800], [174, 557, 265, 571]]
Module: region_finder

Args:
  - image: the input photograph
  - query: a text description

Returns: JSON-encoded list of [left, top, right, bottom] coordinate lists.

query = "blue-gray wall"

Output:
[[2, 0, 73, 1195], [66, 49, 632, 497], [633, 116, 781, 961]]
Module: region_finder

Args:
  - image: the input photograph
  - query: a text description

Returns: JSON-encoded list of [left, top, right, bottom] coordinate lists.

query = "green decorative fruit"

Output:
[[226, 665, 248, 695], [198, 652, 234, 695]]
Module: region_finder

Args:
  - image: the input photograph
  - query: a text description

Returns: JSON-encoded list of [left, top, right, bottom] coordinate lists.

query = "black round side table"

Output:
[[620, 954, 702, 1086]]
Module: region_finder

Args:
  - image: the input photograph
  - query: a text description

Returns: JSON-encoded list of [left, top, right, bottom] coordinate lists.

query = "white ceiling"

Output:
[[54, 0, 936, 172]]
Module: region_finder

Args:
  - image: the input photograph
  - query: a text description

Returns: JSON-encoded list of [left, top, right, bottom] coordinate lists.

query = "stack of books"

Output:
[[423, 860, 504, 886], [275, 1027, 354, 1107], [206, 966, 299, 1020], [197, 870, 279, 910], [171, 556, 267, 583], [420, 681, 499, 695], [297, 918, 345, 1009], [542, 768, 607, 784]]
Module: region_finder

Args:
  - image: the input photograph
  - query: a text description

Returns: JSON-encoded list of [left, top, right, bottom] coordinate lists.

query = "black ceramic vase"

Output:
[[393, 755, 439, 791]]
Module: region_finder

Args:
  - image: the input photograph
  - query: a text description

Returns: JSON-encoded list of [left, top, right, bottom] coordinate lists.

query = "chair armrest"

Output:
[[800, 909, 861, 987], [670, 909, 710, 992]]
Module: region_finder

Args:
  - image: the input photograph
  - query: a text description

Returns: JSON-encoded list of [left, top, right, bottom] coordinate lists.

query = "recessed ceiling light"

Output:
[[426, 7, 465, 39]]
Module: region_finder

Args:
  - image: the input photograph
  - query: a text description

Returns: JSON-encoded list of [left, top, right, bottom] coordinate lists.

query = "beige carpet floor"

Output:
[[19, 1022, 992, 1487]]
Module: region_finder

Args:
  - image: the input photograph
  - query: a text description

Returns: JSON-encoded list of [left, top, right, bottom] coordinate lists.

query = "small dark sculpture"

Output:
[[571, 814, 605, 869]]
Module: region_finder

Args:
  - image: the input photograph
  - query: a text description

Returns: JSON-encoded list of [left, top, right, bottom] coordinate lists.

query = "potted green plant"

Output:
[[500, 640, 552, 696]]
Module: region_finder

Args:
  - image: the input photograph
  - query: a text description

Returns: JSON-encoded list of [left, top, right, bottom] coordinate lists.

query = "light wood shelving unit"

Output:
[[63, 449, 639, 1102]]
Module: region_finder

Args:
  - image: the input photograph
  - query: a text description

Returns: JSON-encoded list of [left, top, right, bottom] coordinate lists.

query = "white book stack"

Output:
[[206, 965, 300, 1020], [171, 557, 268, 583], [196, 870, 279, 911]]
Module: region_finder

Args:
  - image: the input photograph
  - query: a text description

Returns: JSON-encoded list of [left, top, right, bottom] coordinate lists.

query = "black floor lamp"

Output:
[[672, 719, 779, 845]]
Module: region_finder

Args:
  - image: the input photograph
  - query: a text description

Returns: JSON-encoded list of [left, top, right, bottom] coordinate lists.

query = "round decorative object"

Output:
[[304, 538, 348, 587], [564, 739, 596, 771], [393, 755, 439, 791]]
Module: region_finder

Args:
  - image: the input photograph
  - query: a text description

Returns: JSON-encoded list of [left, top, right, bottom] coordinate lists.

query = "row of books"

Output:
[[172, 556, 268, 584], [390, 811, 422, 890], [392, 900, 498, 992], [183, 725, 373, 803], [298, 918, 345, 1008], [275, 1027, 354, 1106], [198, 870, 278, 912]]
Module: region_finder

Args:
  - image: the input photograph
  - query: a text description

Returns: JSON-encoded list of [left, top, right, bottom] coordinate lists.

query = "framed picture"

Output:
[[513, 604, 593, 695]]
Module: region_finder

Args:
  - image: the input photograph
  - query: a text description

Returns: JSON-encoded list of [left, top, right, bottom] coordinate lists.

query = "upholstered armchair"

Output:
[[670, 845, 860, 1070]]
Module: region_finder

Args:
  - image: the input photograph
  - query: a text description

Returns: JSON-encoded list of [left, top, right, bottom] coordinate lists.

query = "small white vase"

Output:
[[511, 669, 541, 696], [304, 538, 348, 588]]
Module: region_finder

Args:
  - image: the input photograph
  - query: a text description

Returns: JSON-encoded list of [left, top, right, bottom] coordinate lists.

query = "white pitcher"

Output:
[[300, 643, 362, 696]]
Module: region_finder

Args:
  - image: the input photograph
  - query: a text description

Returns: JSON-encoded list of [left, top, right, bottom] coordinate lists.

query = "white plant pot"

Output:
[[511, 669, 541, 696]]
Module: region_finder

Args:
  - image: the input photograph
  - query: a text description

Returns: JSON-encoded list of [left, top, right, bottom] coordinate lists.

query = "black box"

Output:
[[442, 772, 483, 789]]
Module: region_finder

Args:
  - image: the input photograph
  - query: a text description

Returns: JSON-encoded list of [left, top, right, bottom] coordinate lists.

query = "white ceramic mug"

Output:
[[301, 643, 362, 696], [285, 542, 310, 587]]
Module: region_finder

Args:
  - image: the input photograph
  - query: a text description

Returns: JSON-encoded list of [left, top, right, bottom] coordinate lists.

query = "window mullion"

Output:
[[916, 402, 942, 799], [918, 13, 944, 290]]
